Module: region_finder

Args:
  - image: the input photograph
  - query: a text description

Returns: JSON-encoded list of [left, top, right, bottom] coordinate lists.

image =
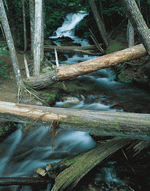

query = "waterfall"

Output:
[[50, 11, 89, 46]]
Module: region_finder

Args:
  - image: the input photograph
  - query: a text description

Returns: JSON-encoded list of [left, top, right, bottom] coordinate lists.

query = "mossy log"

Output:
[[0, 101, 150, 140], [47, 137, 133, 191], [24, 43, 147, 89], [44, 44, 103, 56]]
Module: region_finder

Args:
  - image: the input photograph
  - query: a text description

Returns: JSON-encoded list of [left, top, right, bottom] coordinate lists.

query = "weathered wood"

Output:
[[0, 177, 51, 186], [0, 101, 150, 140], [49, 137, 133, 191], [24, 43, 147, 89], [44, 44, 103, 55], [121, 0, 150, 55]]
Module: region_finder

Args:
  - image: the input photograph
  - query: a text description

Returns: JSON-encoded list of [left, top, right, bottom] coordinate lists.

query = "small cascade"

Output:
[[50, 11, 125, 112], [0, 124, 96, 178], [50, 11, 89, 46]]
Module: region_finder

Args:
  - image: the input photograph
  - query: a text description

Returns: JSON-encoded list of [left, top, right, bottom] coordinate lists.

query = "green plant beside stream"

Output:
[[0, 60, 8, 79]]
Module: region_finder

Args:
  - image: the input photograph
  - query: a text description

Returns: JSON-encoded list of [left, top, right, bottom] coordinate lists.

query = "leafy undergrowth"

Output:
[[115, 55, 150, 86], [0, 122, 18, 142]]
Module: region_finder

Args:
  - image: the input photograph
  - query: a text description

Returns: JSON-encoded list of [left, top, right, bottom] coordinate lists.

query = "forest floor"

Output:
[[0, 50, 33, 103]]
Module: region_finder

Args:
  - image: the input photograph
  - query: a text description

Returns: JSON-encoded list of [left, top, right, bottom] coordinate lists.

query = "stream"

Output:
[[0, 11, 150, 191]]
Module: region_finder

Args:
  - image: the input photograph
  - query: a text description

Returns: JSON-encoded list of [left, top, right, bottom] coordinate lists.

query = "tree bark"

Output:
[[24, 43, 147, 89], [121, 0, 150, 55], [128, 19, 134, 47], [0, 101, 150, 140], [0, 0, 23, 90], [22, 0, 27, 52], [88, 0, 108, 47], [29, 0, 35, 56], [50, 137, 133, 191], [40, 0, 44, 62], [34, 0, 42, 75]]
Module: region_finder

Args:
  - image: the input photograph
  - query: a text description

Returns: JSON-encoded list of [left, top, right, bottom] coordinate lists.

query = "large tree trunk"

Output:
[[88, 0, 108, 47], [121, 0, 150, 55], [0, 101, 150, 140], [0, 0, 23, 90], [29, 0, 35, 56], [24, 43, 147, 89], [34, 0, 42, 75]]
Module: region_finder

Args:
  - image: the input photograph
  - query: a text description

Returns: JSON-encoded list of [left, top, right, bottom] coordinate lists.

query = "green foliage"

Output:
[[0, 122, 17, 137], [0, 60, 8, 79], [147, 1, 150, 5]]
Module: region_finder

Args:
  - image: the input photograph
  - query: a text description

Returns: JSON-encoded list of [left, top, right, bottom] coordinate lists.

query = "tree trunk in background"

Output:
[[0, 0, 23, 90], [88, 0, 108, 48], [29, 0, 35, 56], [121, 0, 150, 55], [128, 19, 134, 47], [34, 0, 42, 76], [22, 0, 27, 52], [99, 0, 104, 23], [40, 0, 44, 62]]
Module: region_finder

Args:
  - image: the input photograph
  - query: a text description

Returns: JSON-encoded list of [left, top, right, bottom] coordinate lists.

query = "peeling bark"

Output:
[[25, 43, 147, 89], [0, 102, 150, 140]]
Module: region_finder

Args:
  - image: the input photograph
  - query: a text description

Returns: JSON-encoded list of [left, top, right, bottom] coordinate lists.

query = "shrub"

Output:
[[0, 60, 8, 79]]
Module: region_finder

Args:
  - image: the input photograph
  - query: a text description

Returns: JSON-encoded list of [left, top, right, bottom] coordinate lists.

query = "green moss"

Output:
[[106, 40, 126, 54], [110, 119, 121, 131], [43, 90, 58, 102]]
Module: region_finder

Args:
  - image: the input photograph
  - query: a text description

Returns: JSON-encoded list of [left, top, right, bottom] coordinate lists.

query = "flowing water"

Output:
[[0, 11, 150, 191]]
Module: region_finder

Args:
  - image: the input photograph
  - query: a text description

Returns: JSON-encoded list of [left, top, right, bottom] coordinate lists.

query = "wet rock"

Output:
[[36, 168, 46, 176], [58, 54, 67, 61], [62, 96, 80, 108]]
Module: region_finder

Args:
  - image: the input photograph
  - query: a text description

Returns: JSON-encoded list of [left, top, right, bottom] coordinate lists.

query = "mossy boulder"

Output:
[[115, 56, 150, 87], [61, 97, 80, 108]]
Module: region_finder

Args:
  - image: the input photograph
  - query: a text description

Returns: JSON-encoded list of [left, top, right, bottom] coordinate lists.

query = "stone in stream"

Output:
[[62, 96, 80, 108]]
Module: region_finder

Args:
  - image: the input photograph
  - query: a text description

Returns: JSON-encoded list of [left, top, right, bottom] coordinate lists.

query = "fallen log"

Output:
[[46, 137, 133, 191], [0, 101, 150, 140], [24, 43, 147, 89], [0, 177, 51, 186], [44, 44, 103, 56]]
